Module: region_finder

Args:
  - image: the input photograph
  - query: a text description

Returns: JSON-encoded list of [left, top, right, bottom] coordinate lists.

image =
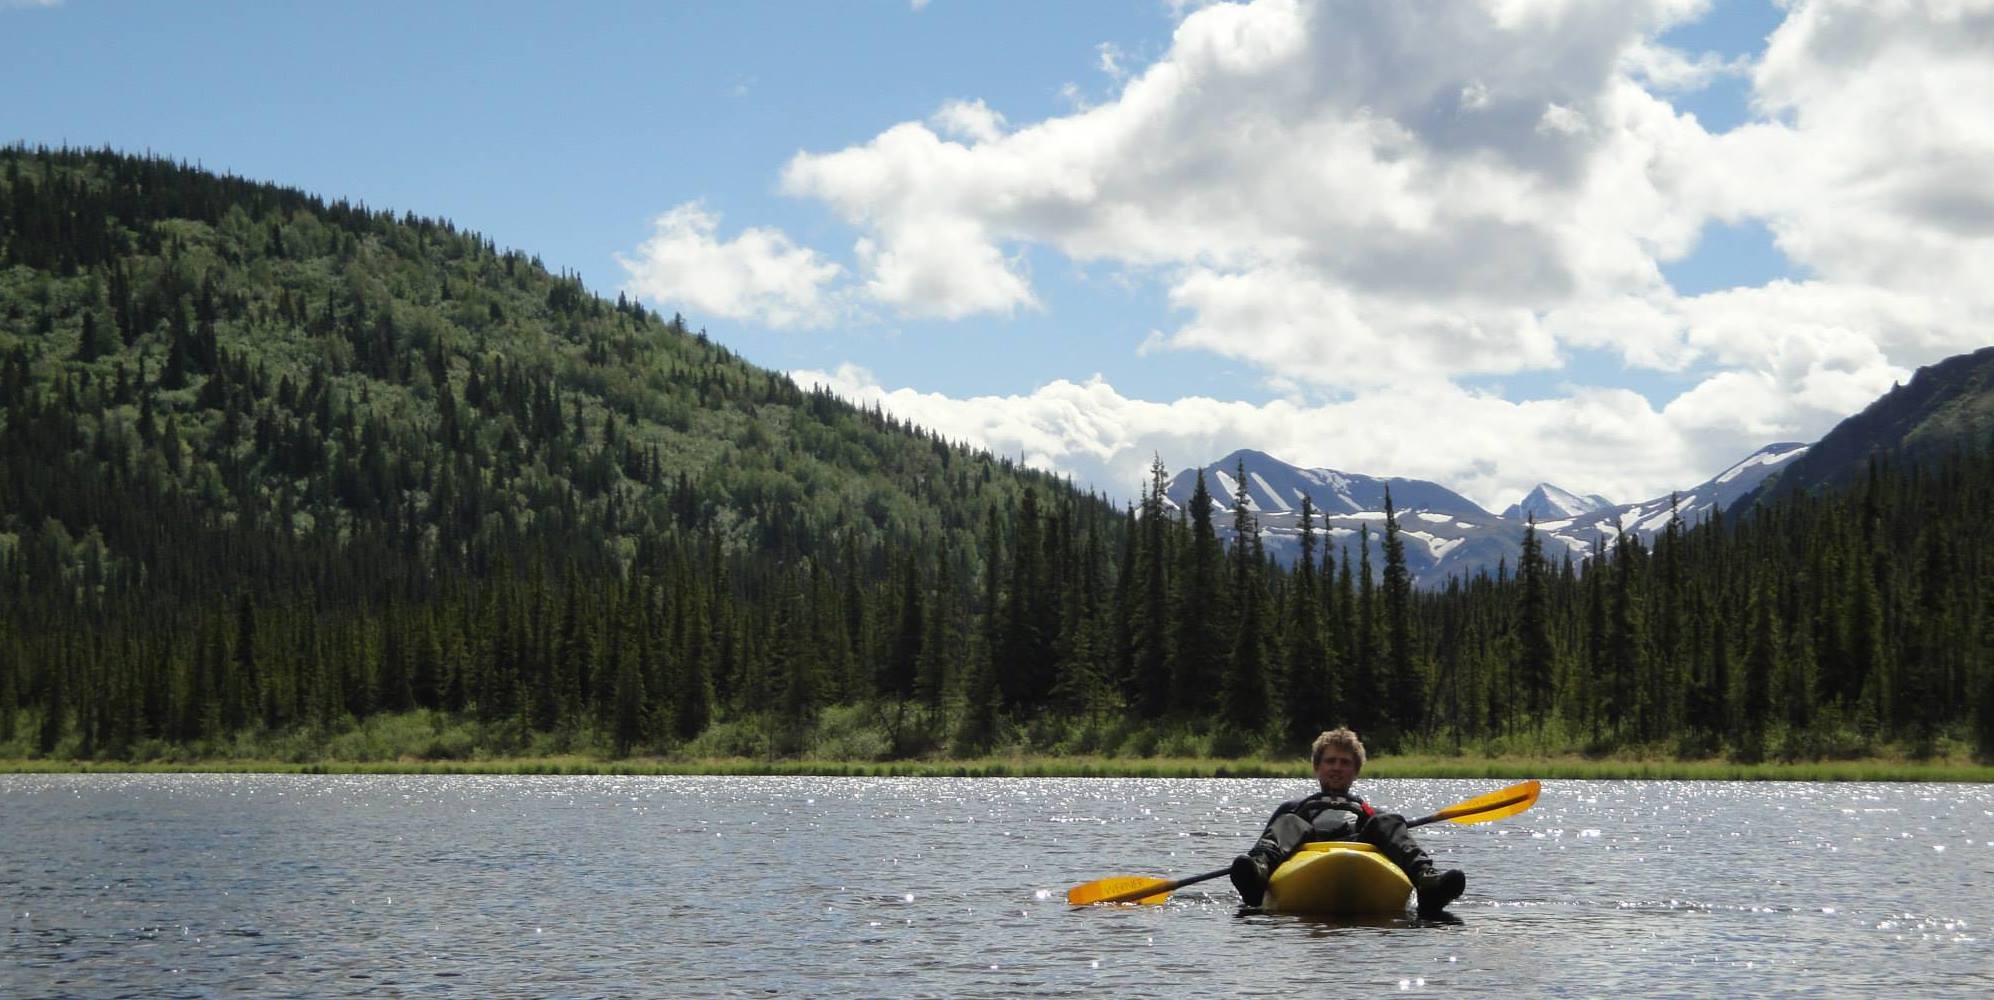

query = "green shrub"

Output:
[[1115, 724, 1160, 759], [1155, 725, 1207, 759], [679, 717, 769, 759], [808, 705, 893, 761]]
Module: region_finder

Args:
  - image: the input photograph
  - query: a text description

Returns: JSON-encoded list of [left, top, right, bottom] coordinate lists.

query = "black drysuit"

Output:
[[1244, 788, 1434, 879]]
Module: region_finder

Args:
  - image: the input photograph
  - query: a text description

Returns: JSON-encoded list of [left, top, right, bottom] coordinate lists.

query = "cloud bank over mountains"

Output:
[[629, 0, 1994, 508]]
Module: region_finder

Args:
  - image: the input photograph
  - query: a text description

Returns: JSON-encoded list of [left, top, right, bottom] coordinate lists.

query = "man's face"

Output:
[[1314, 749, 1359, 793]]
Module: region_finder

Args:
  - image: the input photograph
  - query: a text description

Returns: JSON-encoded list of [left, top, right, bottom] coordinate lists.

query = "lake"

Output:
[[3, 774, 1990, 997]]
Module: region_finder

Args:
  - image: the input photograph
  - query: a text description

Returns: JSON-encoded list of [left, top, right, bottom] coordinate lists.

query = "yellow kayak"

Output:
[[1263, 841, 1412, 916]]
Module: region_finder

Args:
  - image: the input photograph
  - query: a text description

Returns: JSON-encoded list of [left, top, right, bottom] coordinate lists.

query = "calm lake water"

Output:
[[3, 773, 1991, 998]]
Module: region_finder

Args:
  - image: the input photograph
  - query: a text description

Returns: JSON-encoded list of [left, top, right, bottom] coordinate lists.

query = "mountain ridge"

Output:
[[1163, 443, 1808, 586], [1739, 345, 1994, 511]]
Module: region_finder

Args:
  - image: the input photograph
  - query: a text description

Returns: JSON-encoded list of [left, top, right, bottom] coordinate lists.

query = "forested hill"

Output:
[[0, 146, 1101, 578], [0, 146, 1120, 758]]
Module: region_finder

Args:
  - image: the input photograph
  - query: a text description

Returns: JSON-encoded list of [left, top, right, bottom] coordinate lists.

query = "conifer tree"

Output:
[[412, 615, 443, 713], [1131, 458, 1173, 718], [672, 583, 713, 742], [1515, 517, 1554, 726], [1283, 495, 1334, 742], [1172, 470, 1223, 716], [554, 574, 592, 731], [916, 537, 956, 714], [998, 487, 1053, 707], [1742, 576, 1781, 750], [1649, 498, 1688, 740], [74, 309, 113, 363], [1901, 529, 1950, 750], [1221, 462, 1270, 739], [881, 550, 923, 703], [1781, 581, 1816, 738], [0, 616, 16, 743], [230, 595, 262, 731], [953, 505, 1005, 755], [378, 603, 415, 715], [1381, 490, 1422, 741], [1350, 527, 1381, 738], [611, 590, 646, 757], [1605, 530, 1646, 739], [1051, 515, 1114, 719], [38, 651, 65, 755]]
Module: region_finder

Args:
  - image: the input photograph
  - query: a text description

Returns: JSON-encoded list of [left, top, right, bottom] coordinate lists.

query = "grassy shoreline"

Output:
[[3, 754, 1990, 782]]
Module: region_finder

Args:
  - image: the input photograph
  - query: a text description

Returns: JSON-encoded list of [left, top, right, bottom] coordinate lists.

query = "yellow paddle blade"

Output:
[[1428, 779, 1541, 825], [1066, 875, 1174, 906]]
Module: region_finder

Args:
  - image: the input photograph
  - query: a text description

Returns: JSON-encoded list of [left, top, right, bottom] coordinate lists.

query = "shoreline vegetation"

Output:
[[4, 754, 1989, 783], [7, 707, 1990, 782]]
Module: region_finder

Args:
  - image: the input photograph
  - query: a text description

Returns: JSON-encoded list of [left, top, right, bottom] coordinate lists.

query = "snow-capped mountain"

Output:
[[1522, 443, 1809, 564], [1501, 484, 1613, 521], [1162, 449, 1487, 519], [1163, 444, 1809, 588]]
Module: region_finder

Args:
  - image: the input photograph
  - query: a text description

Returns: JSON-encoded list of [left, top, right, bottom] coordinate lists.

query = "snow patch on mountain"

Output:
[[1162, 443, 1810, 588], [1503, 483, 1614, 522]]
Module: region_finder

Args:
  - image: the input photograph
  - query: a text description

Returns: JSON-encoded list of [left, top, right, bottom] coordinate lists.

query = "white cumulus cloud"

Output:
[[930, 99, 1008, 144], [664, 0, 1994, 502], [616, 202, 842, 330], [781, 0, 1718, 384]]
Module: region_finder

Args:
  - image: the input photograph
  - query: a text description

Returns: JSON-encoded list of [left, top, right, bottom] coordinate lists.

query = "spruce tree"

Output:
[[230, 595, 263, 729], [1381, 490, 1421, 742], [1350, 527, 1381, 738], [554, 574, 593, 731], [916, 537, 956, 713], [673, 584, 713, 742], [1781, 583, 1816, 737], [1709, 595, 1734, 739], [611, 594, 646, 757], [1742, 576, 1781, 749], [1846, 544, 1886, 716], [1515, 517, 1554, 727], [38, 652, 65, 755], [1284, 495, 1334, 742], [1605, 530, 1646, 739], [412, 615, 443, 713], [1649, 498, 1687, 740], [1171, 470, 1223, 716], [1220, 462, 1270, 739], [0, 616, 15, 743], [1132, 457, 1173, 718], [378, 604, 415, 715], [998, 487, 1052, 707], [881, 550, 923, 702], [954, 505, 1005, 755], [74, 309, 113, 363]]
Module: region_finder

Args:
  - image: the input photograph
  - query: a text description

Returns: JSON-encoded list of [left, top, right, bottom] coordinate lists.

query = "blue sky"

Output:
[[7, 1, 1991, 510]]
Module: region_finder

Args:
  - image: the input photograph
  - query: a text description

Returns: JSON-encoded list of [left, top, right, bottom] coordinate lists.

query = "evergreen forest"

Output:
[[3, 147, 1991, 765]]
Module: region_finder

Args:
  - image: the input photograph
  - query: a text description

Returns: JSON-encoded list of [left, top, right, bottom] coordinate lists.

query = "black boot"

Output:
[[1229, 853, 1270, 907], [1414, 867, 1465, 917]]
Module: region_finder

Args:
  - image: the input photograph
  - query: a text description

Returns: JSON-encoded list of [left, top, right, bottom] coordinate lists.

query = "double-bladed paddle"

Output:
[[1064, 778, 1541, 906]]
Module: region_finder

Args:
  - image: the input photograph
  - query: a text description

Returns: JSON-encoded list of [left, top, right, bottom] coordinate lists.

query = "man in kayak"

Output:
[[1229, 727, 1466, 916]]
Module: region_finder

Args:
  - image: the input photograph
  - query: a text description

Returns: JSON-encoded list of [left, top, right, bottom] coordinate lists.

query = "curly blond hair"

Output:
[[1310, 728, 1366, 769]]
